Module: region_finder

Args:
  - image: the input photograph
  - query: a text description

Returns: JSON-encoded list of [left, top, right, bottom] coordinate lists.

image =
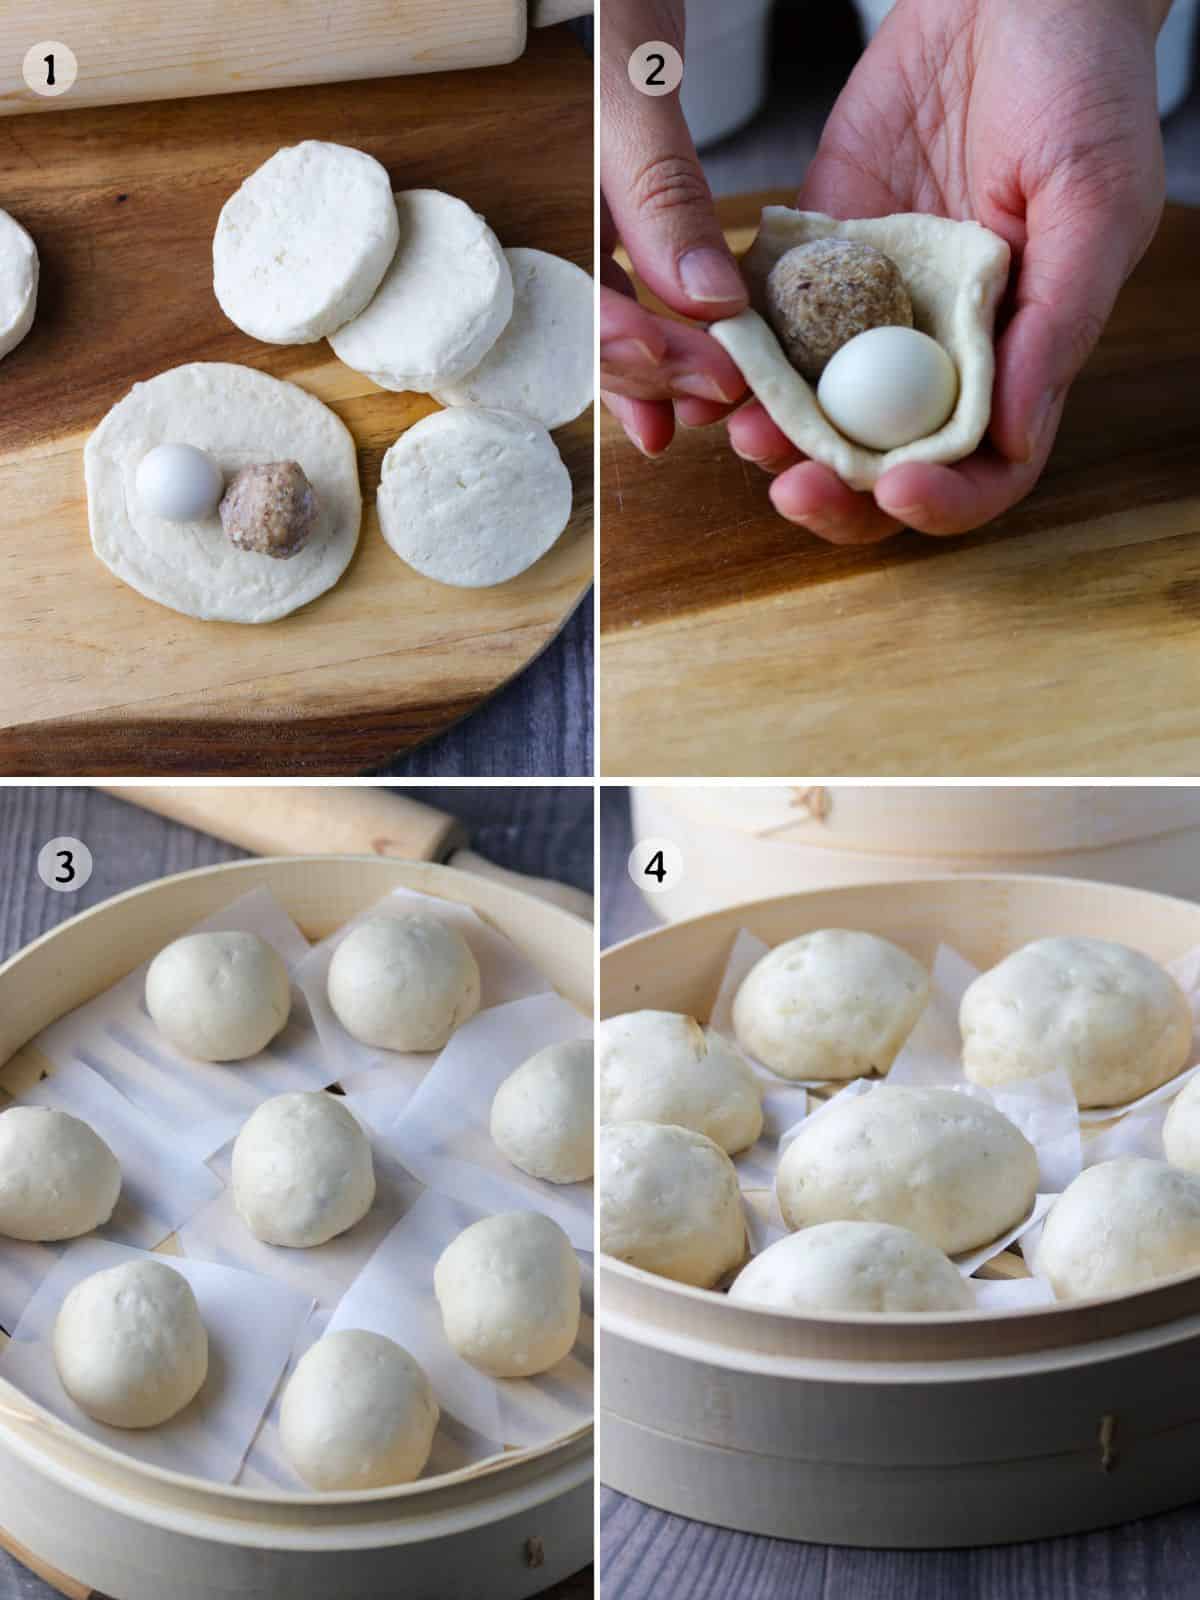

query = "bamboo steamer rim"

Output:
[[0, 855, 593, 1516], [598, 871, 1200, 1361]]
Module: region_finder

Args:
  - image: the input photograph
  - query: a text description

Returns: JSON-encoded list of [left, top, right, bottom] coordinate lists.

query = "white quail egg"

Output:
[[816, 325, 958, 452], [136, 443, 224, 522]]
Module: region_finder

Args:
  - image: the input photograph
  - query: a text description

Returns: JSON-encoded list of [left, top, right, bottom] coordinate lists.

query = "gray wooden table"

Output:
[[600, 786, 1200, 1600], [0, 783, 593, 1600]]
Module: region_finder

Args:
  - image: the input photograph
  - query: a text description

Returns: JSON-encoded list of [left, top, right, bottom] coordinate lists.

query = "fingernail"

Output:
[[601, 337, 660, 371], [678, 246, 745, 305], [627, 428, 665, 460], [673, 370, 734, 404]]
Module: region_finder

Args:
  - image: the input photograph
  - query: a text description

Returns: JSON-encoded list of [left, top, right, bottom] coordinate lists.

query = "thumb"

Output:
[[600, 3, 746, 321]]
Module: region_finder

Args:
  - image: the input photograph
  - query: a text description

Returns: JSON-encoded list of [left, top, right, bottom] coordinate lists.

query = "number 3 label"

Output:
[[628, 837, 684, 897], [628, 41, 684, 98], [37, 836, 93, 892], [23, 40, 78, 98]]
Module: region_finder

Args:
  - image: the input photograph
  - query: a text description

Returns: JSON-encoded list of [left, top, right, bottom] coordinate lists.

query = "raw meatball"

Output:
[[232, 1092, 375, 1248], [775, 1085, 1037, 1255], [220, 461, 318, 559], [327, 913, 481, 1053], [764, 239, 913, 381], [434, 1212, 580, 1378], [729, 1221, 973, 1315], [145, 930, 291, 1062], [1034, 1158, 1200, 1299], [733, 929, 930, 1082], [0, 1107, 121, 1242], [490, 1039, 594, 1183], [597, 1010, 762, 1155], [598, 1121, 745, 1288], [960, 936, 1193, 1108], [280, 1330, 439, 1490], [54, 1260, 208, 1428]]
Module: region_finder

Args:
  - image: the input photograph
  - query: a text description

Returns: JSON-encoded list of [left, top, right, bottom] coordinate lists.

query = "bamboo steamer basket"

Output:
[[0, 856, 592, 1600], [630, 785, 1200, 922], [600, 873, 1200, 1547]]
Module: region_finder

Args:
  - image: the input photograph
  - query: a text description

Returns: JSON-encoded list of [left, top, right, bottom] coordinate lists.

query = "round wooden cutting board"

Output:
[[600, 193, 1200, 777], [0, 27, 592, 776]]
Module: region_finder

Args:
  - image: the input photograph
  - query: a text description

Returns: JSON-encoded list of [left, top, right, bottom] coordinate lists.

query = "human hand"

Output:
[[599, 0, 749, 456], [729, 0, 1167, 542]]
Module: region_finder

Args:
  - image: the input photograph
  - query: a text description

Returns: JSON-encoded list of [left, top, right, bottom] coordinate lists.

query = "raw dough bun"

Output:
[[775, 1085, 1037, 1254], [280, 1330, 439, 1489], [729, 1221, 973, 1315], [1163, 1074, 1200, 1172], [960, 936, 1192, 1109], [0, 1107, 121, 1242], [376, 407, 572, 588], [597, 1010, 763, 1155], [232, 1092, 376, 1248], [85, 363, 361, 623], [213, 141, 398, 344], [490, 1038, 594, 1183], [327, 913, 481, 1052], [1033, 1157, 1200, 1299], [711, 208, 1010, 490], [329, 190, 512, 390], [733, 929, 930, 1082], [54, 1260, 208, 1428], [145, 930, 291, 1062], [434, 1211, 580, 1378], [432, 247, 595, 428], [598, 1121, 746, 1288], [0, 209, 38, 362]]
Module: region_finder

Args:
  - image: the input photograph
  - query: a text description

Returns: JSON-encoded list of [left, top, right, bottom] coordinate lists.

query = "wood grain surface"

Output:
[[0, 26, 592, 776], [0, 783, 594, 1600], [600, 193, 1200, 778], [598, 783, 1200, 1597]]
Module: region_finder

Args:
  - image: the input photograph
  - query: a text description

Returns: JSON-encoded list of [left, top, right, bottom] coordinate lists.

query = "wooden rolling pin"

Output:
[[101, 787, 593, 922], [0, 1, 591, 115]]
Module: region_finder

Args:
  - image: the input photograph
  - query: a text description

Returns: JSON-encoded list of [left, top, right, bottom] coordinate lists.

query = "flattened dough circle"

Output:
[[0, 209, 37, 362], [213, 141, 399, 344], [712, 209, 1011, 491], [377, 407, 572, 588], [432, 247, 595, 429], [329, 190, 513, 392], [85, 363, 361, 623]]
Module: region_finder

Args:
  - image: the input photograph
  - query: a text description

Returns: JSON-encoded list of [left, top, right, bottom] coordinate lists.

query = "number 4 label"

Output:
[[628, 837, 684, 896]]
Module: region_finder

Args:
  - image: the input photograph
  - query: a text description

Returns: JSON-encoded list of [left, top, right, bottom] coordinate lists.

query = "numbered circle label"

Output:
[[628, 836, 684, 896], [23, 41, 78, 98], [627, 41, 683, 98], [37, 836, 93, 893]]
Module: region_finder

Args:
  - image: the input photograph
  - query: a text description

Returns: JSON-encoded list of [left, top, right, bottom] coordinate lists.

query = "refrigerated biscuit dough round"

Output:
[[598, 1121, 746, 1288], [327, 913, 481, 1052], [329, 189, 512, 390], [0, 209, 38, 362], [432, 247, 595, 428], [711, 207, 1010, 491], [85, 363, 361, 622], [1163, 1075, 1200, 1173], [0, 1107, 121, 1242], [732, 929, 930, 1082], [376, 407, 572, 588], [54, 1260, 208, 1428], [960, 936, 1193, 1108], [1033, 1158, 1200, 1299], [145, 930, 291, 1062], [280, 1330, 439, 1489], [597, 1010, 763, 1155], [232, 1092, 375, 1248], [775, 1085, 1038, 1254], [213, 141, 398, 344], [729, 1221, 973, 1315], [435, 1211, 580, 1378], [490, 1039, 594, 1183]]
